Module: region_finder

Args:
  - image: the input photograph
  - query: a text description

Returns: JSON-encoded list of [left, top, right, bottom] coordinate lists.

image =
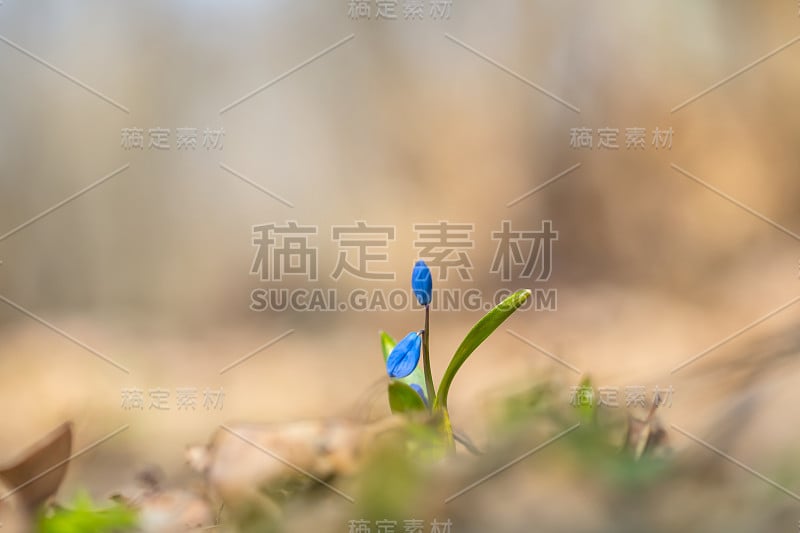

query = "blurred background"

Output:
[[0, 1, 798, 530]]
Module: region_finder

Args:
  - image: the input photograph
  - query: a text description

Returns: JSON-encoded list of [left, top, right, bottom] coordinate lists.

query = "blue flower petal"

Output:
[[411, 260, 433, 306], [409, 383, 428, 407], [386, 331, 422, 378]]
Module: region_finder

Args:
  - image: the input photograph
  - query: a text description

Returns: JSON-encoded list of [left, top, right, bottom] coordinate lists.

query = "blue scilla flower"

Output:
[[412, 260, 432, 306], [386, 331, 422, 378]]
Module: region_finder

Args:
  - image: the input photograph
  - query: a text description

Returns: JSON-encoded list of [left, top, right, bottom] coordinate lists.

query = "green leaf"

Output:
[[576, 375, 596, 425], [380, 330, 396, 361], [37, 491, 138, 533], [388, 381, 427, 414], [434, 289, 531, 409], [379, 330, 426, 392]]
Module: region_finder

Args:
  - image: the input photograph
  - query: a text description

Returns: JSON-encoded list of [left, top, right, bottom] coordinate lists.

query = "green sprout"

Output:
[[36, 491, 138, 533]]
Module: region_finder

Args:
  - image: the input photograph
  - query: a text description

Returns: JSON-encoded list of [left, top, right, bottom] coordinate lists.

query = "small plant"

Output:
[[379, 260, 530, 449], [36, 491, 138, 533]]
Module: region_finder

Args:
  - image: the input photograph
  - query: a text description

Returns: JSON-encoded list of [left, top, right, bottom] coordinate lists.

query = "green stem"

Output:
[[422, 304, 436, 409]]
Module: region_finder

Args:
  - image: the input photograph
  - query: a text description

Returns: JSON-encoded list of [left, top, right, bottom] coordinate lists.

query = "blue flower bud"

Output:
[[409, 383, 428, 407], [411, 260, 432, 306], [386, 331, 422, 379]]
